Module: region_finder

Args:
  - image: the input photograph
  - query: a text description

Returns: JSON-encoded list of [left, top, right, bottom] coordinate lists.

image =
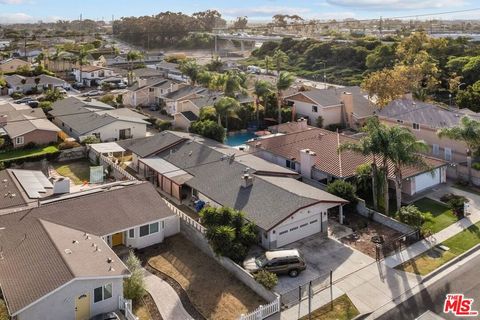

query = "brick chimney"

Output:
[[241, 173, 254, 188], [300, 149, 316, 179]]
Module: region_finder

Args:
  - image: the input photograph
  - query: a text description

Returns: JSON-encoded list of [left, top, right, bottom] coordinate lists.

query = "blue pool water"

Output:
[[225, 132, 257, 146]]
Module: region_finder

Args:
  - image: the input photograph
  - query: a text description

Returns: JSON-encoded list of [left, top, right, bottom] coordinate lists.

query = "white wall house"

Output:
[[77, 120, 148, 142], [16, 278, 125, 320], [73, 66, 116, 86]]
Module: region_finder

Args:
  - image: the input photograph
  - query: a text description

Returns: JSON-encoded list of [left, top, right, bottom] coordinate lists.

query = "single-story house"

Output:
[[0, 103, 61, 148], [285, 86, 376, 129], [117, 131, 347, 249], [49, 97, 149, 142], [248, 119, 448, 197], [123, 78, 180, 108], [0, 58, 31, 73], [4, 74, 69, 94], [0, 182, 179, 320], [377, 98, 480, 164]]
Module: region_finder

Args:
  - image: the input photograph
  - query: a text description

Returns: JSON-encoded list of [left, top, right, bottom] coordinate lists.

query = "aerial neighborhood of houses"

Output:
[[1, 7, 480, 320]]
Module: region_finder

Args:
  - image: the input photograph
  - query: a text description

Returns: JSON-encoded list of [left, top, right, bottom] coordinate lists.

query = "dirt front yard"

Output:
[[340, 214, 402, 258], [146, 234, 265, 320]]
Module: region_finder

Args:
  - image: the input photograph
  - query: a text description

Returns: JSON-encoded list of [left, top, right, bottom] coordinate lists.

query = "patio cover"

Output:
[[90, 142, 125, 154]]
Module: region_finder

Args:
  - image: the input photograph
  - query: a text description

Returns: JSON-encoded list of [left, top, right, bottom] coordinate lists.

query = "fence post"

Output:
[[330, 270, 333, 311], [308, 281, 312, 320]]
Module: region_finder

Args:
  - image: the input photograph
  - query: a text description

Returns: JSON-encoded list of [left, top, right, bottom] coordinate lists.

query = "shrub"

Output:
[[472, 162, 480, 171], [81, 136, 101, 145], [10, 92, 24, 99], [123, 251, 145, 302], [155, 119, 172, 131], [58, 141, 81, 150], [316, 116, 324, 128], [23, 142, 37, 150], [441, 193, 469, 218], [200, 207, 257, 262], [397, 205, 432, 228], [325, 123, 346, 132], [326, 180, 357, 211], [189, 120, 225, 143], [39, 101, 53, 112], [254, 270, 278, 290]]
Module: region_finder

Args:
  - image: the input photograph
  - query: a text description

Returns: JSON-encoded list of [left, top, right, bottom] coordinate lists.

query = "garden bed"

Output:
[[299, 294, 359, 320], [52, 159, 92, 184]]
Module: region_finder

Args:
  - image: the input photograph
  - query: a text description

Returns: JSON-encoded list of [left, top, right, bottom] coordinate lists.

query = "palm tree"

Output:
[[339, 118, 390, 213], [179, 59, 200, 86], [77, 46, 91, 85], [388, 126, 430, 211], [272, 49, 288, 75], [275, 71, 295, 124], [264, 56, 272, 75], [197, 70, 214, 88], [126, 50, 144, 86], [213, 97, 240, 131], [223, 70, 247, 98], [438, 116, 480, 185], [254, 79, 273, 125]]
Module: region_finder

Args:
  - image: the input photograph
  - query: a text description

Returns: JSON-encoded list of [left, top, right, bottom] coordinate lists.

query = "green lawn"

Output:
[[53, 160, 91, 185], [299, 294, 359, 320], [413, 198, 458, 233], [0, 146, 59, 161], [397, 221, 480, 275]]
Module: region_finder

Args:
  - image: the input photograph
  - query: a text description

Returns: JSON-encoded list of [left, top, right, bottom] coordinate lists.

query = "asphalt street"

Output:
[[377, 253, 480, 320]]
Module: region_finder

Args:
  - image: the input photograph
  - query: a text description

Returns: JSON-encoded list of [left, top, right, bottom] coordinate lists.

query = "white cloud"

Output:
[[220, 6, 311, 18], [0, 0, 27, 4], [326, 0, 464, 10], [0, 12, 62, 23]]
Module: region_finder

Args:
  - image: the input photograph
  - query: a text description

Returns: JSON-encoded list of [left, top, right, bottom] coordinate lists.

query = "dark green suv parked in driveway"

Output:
[[243, 249, 307, 277]]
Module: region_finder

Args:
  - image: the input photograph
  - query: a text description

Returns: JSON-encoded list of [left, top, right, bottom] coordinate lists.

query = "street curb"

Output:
[[422, 243, 480, 282]]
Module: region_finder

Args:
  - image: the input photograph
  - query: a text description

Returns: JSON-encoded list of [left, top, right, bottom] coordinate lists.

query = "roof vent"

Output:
[[72, 240, 79, 244], [91, 242, 96, 247], [188, 151, 193, 156], [107, 257, 113, 263], [109, 266, 115, 272], [241, 173, 254, 188], [65, 249, 72, 255]]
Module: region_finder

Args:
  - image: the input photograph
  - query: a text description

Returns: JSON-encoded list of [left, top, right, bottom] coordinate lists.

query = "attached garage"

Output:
[[275, 214, 321, 248], [414, 168, 441, 194]]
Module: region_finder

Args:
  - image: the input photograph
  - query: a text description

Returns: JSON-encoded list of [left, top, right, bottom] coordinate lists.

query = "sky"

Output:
[[1, 0, 480, 24]]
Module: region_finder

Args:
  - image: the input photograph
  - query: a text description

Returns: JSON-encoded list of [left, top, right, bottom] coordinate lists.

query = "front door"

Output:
[[112, 232, 123, 246], [75, 293, 90, 320]]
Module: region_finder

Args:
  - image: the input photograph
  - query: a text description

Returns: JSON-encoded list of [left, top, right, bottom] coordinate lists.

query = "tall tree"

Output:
[[233, 16, 248, 29], [275, 71, 295, 124], [438, 116, 480, 185], [222, 70, 247, 97], [254, 79, 273, 124], [126, 50, 144, 85], [179, 59, 200, 86], [213, 97, 240, 131], [272, 49, 288, 75], [387, 126, 429, 211]]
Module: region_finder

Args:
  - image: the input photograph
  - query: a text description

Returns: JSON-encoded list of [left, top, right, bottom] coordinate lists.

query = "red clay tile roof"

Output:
[[249, 128, 446, 179]]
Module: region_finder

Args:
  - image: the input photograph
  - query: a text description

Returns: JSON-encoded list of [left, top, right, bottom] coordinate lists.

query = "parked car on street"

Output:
[[116, 82, 127, 89], [14, 97, 36, 104], [72, 82, 86, 90], [243, 249, 306, 277], [27, 100, 39, 108]]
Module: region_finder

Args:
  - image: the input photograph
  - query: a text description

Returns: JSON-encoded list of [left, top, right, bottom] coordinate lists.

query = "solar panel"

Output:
[[11, 169, 53, 199]]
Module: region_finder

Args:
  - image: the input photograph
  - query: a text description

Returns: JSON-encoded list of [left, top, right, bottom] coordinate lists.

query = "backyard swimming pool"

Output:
[[225, 132, 257, 147]]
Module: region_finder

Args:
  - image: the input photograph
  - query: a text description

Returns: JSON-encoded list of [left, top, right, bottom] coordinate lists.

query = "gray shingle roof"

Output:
[[0, 182, 174, 315], [163, 86, 208, 100], [1, 108, 60, 138], [116, 132, 186, 158], [377, 99, 480, 129]]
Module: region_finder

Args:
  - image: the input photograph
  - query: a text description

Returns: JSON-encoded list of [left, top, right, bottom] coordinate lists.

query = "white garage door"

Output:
[[276, 214, 321, 247], [415, 169, 440, 193]]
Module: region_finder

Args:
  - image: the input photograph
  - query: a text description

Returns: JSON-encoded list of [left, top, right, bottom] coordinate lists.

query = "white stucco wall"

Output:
[[16, 278, 124, 320], [124, 216, 179, 249], [81, 120, 147, 142], [290, 100, 343, 127]]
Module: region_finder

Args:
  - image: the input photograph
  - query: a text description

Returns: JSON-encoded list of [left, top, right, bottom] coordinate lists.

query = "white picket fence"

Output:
[[119, 296, 139, 320], [239, 296, 280, 320], [163, 198, 206, 234]]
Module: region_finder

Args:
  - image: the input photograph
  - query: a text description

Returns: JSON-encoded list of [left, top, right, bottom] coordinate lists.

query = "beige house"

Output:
[[0, 58, 31, 73], [377, 99, 476, 164], [123, 78, 180, 108]]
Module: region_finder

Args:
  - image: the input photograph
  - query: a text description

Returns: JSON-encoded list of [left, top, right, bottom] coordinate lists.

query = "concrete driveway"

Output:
[[428, 182, 480, 210], [274, 235, 375, 295]]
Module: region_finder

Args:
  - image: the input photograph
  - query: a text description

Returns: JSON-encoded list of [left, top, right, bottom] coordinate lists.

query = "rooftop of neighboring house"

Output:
[[119, 131, 346, 231], [268, 119, 316, 134], [377, 98, 480, 129], [186, 94, 222, 108], [77, 65, 112, 73], [4, 74, 66, 87], [156, 61, 180, 72], [49, 97, 148, 135], [127, 78, 171, 92], [132, 67, 168, 78], [163, 85, 209, 101], [0, 105, 60, 138], [0, 58, 30, 65], [248, 124, 447, 180], [0, 182, 174, 316]]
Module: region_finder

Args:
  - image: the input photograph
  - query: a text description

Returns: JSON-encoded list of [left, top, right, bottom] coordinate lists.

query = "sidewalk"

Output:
[[384, 200, 480, 268], [143, 269, 193, 320]]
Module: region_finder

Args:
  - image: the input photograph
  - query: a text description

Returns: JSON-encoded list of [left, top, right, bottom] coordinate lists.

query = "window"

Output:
[[279, 230, 288, 235], [289, 226, 298, 231], [445, 148, 452, 161], [312, 105, 318, 113], [128, 228, 135, 238], [285, 159, 295, 170], [94, 284, 113, 303], [309, 219, 318, 224], [149, 88, 154, 92], [15, 136, 24, 145], [397, 119, 404, 124], [412, 123, 420, 130], [139, 222, 160, 237], [432, 144, 439, 156]]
